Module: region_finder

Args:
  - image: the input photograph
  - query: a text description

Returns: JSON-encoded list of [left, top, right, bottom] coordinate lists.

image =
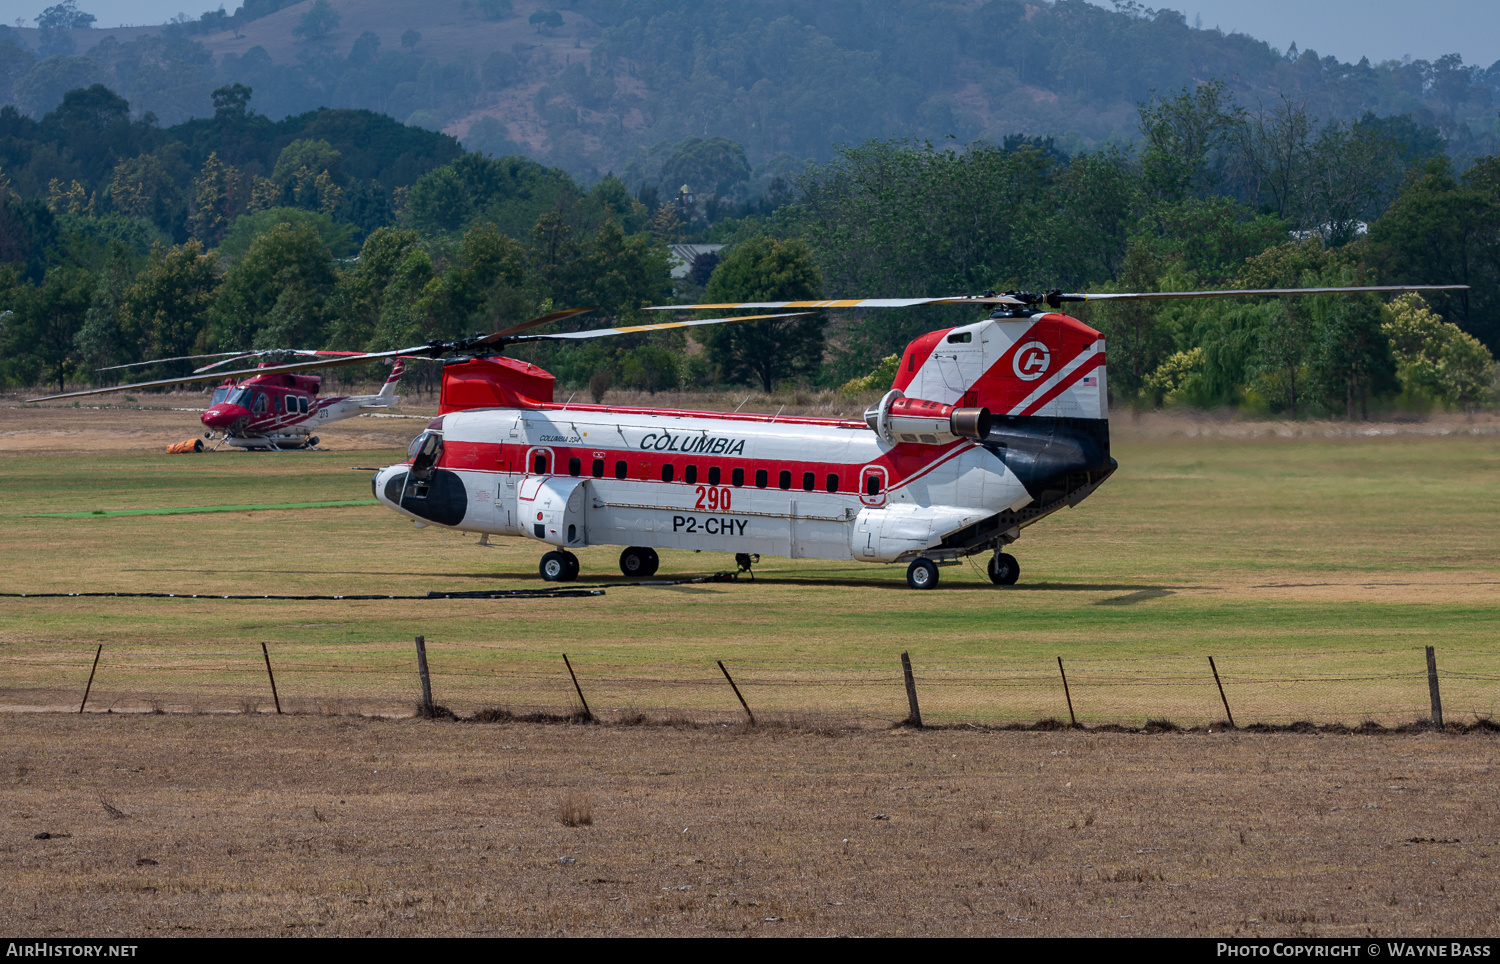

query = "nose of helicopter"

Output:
[[201, 403, 249, 429], [373, 464, 403, 506]]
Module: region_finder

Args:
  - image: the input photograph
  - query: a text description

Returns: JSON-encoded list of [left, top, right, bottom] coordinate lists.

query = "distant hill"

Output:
[[3, 0, 1497, 184]]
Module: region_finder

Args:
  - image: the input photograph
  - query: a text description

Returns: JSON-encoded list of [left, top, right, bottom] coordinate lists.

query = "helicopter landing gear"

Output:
[[906, 558, 940, 590], [540, 550, 580, 582], [618, 546, 659, 578], [734, 553, 758, 579], [988, 551, 1020, 586]]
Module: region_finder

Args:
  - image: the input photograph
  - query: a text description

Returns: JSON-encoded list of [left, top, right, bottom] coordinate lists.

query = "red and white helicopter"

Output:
[[31, 350, 409, 450], [36, 286, 1463, 586]]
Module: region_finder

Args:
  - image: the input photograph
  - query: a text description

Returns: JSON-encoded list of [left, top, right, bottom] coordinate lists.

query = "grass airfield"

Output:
[[1, 399, 1498, 936]]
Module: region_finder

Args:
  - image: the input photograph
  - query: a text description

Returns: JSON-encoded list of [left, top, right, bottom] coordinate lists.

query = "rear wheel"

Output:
[[988, 552, 1020, 586], [619, 546, 659, 578], [540, 550, 577, 582], [906, 558, 940, 590]]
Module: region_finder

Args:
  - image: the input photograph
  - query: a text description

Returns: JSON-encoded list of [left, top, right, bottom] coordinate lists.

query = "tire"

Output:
[[619, 546, 659, 578], [561, 551, 580, 580], [988, 552, 1020, 586], [906, 558, 940, 590], [540, 550, 576, 582]]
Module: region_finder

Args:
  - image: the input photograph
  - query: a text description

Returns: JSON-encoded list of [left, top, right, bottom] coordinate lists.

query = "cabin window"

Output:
[[802, 472, 815, 492], [273, 396, 283, 412], [946, 331, 972, 344], [532, 453, 548, 474], [252, 392, 267, 413], [685, 465, 698, 484], [826, 473, 839, 493], [866, 474, 882, 496], [731, 467, 745, 487], [300, 397, 309, 413], [568, 457, 581, 477], [592, 458, 605, 478], [707, 466, 721, 485], [661, 463, 675, 483], [755, 469, 768, 488], [614, 460, 627, 480], [778, 470, 792, 490]]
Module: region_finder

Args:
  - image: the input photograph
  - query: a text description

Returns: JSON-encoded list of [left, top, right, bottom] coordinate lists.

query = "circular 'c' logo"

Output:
[[1013, 341, 1051, 381]]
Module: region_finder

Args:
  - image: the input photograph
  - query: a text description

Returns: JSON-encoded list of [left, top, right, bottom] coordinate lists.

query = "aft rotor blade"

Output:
[[512, 312, 815, 342], [27, 346, 429, 402], [645, 296, 1026, 311], [1059, 284, 1470, 303], [482, 307, 599, 342]]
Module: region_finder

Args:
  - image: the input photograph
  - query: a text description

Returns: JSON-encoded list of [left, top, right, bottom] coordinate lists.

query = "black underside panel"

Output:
[[383, 469, 467, 527]]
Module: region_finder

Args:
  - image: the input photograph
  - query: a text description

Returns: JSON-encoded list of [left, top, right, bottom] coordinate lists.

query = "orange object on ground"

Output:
[[166, 438, 205, 454]]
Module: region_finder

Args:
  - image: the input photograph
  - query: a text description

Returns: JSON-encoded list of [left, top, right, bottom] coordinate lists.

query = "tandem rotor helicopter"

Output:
[[31, 284, 1465, 588]]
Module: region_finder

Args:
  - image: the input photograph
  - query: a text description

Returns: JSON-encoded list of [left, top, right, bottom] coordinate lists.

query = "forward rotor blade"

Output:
[[483, 307, 599, 342], [27, 346, 429, 402], [1058, 284, 1470, 303], [512, 312, 815, 342], [646, 296, 1023, 311]]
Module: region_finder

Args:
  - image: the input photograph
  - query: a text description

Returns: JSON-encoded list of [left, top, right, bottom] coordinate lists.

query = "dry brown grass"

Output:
[[1, 714, 1497, 937]]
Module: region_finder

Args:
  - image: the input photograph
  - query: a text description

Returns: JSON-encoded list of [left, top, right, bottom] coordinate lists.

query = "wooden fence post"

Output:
[[900, 651, 922, 727], [79, 645, 101, 714], [717, 660, 755, 725], [562, 653, 593, 722], [261, 642, 282, 715], [1426, 645, 1444, 730], [1209, 656, 1234, 728], [1057, 656, 1077, 726], [414, 635, 434, 717]]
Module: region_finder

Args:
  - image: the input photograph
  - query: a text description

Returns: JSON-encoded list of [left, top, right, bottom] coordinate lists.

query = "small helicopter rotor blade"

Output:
[[479, 307, 599, 342], [26, 346, 429, 402], [1061, 284, 1470, 303], [645, 296, 1025, 311], [192, 353, 261, 373], [96, 351, 250, 373], [511, 312, 816, 342]]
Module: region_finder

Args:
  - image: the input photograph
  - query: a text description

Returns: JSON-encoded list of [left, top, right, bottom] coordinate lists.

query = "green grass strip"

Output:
[[19, 499, 379, 518]]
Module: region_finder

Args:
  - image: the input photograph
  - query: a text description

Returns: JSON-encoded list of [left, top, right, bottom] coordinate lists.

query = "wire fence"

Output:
[[0, 641, 1496, 731]]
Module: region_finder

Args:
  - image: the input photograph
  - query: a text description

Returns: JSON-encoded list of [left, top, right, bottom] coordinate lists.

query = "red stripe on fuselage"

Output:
[[436, 435, 975, 493], [1016, 350, 1106, 416]]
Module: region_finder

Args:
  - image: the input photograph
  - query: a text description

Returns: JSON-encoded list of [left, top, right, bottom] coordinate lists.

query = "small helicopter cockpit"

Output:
[[405, 431, 444, 497]]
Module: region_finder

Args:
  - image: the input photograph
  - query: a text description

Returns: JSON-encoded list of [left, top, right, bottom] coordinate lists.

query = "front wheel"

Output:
[[988, 552, 1020, 586], [540, 550, 577, 582], [906, 558, 940, 590], [619, 546, 659, 578]]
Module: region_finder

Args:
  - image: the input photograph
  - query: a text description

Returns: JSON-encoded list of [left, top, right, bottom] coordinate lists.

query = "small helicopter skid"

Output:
[[208, 431, 322, 451]]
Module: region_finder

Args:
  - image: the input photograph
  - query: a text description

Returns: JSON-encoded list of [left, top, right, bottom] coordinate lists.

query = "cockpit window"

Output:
[[409, 431, 443, 478], [228, 387, 253, 407], [211, 387, 229, 405]]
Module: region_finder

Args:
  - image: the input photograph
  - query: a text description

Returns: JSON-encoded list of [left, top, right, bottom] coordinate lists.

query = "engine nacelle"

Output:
[[864, 389, 991, 445]]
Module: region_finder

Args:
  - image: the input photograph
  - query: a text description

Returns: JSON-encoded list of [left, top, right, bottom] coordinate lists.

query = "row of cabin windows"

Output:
[[541, 453, 881, 494]]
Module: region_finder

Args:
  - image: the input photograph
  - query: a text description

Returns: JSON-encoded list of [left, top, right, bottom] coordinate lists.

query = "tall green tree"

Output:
[[701, 236, 824, 391], [120, 240, 221, 371], [209, 222, 338, 350]]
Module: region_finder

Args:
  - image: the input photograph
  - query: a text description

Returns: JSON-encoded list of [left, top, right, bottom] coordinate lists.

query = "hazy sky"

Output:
[[3, 1, 1499, 69]]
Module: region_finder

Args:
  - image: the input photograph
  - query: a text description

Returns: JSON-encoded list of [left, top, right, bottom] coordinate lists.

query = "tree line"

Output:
[[0, 79, 1495, 417]]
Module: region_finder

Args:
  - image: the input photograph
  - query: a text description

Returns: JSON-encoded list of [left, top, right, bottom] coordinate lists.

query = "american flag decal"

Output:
[[1081, 375, 1097, 386]]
